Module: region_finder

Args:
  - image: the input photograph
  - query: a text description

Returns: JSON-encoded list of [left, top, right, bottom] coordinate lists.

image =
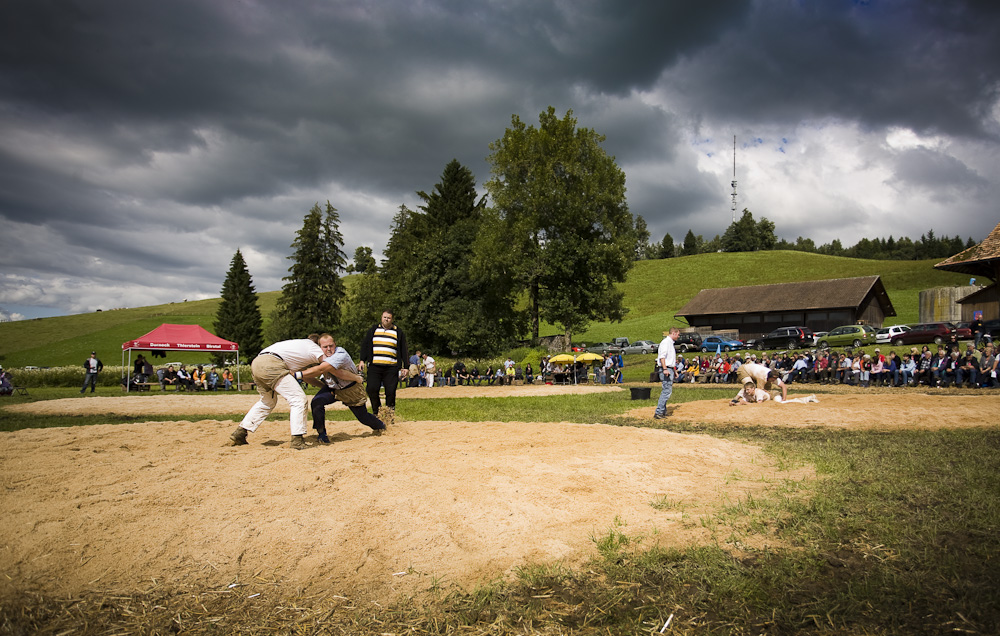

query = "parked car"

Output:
[[875, 324, 911, 345], [816, 324, 877, 348], [674, 332, 703, 352], [589, 342, 620, 355], [571, 344, 587, 352], [754, 326, 815, 350], [887, 322, 958, 346], [954, 322, 973, 339], [622, 340, 657, 354], [700, 335, 744, 353], [811, 331, 828, 346]]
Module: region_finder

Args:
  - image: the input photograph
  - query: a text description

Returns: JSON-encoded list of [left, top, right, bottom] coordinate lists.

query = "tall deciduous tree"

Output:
[[483, 107, 633, 342], [267, 201, 347, 341], [213, 249, 263, 365]]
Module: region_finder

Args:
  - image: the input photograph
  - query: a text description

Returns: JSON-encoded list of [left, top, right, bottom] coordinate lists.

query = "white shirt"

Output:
[[322, 346, 359, 389], [260, 339, 325, 372], [657, 335, 676, 370], [740, 362, 773, 384]]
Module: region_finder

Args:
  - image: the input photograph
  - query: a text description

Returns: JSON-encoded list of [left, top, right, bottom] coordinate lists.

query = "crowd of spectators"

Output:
[[399, 353, 626, 387], [148, 364, 235, 391], [672, 342, 998, 389]]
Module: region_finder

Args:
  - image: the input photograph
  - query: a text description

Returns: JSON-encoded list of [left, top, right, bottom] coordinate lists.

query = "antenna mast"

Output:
[[730, 135, 738, 223]]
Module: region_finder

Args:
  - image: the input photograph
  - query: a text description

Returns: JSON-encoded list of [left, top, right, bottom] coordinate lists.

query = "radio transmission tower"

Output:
[[730, 135, 738, 223]]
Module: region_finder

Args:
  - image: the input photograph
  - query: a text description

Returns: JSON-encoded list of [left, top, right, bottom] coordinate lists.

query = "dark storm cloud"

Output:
[[662, 0, 1000, 137], [1, 0, 999, 317]]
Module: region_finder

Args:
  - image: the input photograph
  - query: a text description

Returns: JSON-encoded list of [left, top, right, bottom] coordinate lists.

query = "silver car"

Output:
[[875, 325, 910, 345]]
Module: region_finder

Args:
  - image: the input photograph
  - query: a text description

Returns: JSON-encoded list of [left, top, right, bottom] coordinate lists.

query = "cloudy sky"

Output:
[[2, 0, 999, 321]]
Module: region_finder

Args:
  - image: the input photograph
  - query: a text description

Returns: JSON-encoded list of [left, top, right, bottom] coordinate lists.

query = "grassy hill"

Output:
[[0, 251, 970, 368]]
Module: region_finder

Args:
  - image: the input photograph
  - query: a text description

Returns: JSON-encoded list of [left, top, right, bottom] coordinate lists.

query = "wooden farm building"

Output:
[[934, 220, 1000, 321], [675, 275, 895, 340]]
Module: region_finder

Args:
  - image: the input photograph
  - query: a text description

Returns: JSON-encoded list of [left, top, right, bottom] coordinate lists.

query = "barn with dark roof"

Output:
[[675, 275, 895, 339]]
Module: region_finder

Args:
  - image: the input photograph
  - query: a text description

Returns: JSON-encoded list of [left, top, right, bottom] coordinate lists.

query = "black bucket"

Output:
[[629, 386, 652, 400]]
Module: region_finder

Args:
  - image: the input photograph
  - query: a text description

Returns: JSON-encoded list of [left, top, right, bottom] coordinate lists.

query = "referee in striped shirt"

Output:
[[359, 309, 409, 419]]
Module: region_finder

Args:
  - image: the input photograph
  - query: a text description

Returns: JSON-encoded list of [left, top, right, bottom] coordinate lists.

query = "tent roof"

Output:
[[122, 323, 238, 352]]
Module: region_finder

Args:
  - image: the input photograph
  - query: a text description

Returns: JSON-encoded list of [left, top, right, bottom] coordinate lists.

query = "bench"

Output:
[[237, 383, 256, 391], [1, 386, 28, 397], [121, 382, 160, 392]]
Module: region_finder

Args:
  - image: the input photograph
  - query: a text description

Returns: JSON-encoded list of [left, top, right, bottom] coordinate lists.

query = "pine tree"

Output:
[[213, 249, 263, 365], [267, 202, 347, 341]]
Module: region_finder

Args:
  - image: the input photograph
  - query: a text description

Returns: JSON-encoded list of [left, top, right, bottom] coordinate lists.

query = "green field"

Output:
[[0, 251, 967, 368]]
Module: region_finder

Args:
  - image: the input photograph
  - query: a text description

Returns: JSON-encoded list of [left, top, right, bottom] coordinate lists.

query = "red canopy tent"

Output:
[[121, 323, 241, 391]]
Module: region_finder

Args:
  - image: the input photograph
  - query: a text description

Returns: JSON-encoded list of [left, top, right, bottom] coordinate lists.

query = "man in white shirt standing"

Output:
[[231, 333, 362, 450], [654, 327, 680, 419]]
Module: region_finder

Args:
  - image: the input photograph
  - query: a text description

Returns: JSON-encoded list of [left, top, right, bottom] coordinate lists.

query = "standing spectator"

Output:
[[133, 355, 148, 384], [653, 328, 679, 420], [0, 366, 13, 396], [231, 334, 358, 450], [971, 313, 985, 348], [422, 352, 437, 387], [79, 351, 103, 394], [407, 350, 422, 387], [359, 310, 409, 418]]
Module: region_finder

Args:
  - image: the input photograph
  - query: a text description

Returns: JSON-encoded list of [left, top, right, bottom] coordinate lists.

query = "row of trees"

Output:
[[211, 106, 978, 359], [639, 210, 974, 261], [213, 107, 639, 358]]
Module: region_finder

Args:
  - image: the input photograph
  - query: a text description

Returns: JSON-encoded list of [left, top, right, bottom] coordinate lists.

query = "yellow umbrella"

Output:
[[548, 353, 575, 364], [575, 352, 604, 362]]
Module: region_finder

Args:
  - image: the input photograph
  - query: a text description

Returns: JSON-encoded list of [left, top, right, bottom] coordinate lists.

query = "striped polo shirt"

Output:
[[371, 327, 400, 366]]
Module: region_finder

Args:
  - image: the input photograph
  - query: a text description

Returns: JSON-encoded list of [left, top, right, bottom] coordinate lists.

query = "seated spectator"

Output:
[[455, 360, 470, 385], [955, 351, 979, 388], [886, 352, 900, 387], [515, 366, 525, 383], [942, 352, 961, 387], [525, 363, 534, 384], [978, 345, 997, 388], [161, 365, 181, 390], [787, 353, 809, 383], [915, 351, 934, 386], [221, 368, 234, 390], [870, 353, 885, 386], [485, 365, 497, 386], [0, 367, 13, 396], [192, 365, 208, 390], [496, 366, 507, 385], [208, 367, 220, 391], [929, 349, 948, 387], [176, 365, 194, 390], [468, 365, 482, 386], [505, 363, 515, 385], [899, 354, 916, 386]]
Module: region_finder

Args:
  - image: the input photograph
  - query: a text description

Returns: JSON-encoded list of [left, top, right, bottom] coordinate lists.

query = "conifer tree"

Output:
[[213, 249, 263, 365], [267, 202, 347, 341]]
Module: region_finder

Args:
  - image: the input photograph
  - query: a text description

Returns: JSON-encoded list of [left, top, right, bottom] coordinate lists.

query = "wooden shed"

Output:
[[675, 275, 895, 340], [934, 221, 1000, 321]]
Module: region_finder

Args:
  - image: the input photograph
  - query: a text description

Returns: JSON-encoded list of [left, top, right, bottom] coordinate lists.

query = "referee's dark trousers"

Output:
[[366, 363, 399, 415]]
